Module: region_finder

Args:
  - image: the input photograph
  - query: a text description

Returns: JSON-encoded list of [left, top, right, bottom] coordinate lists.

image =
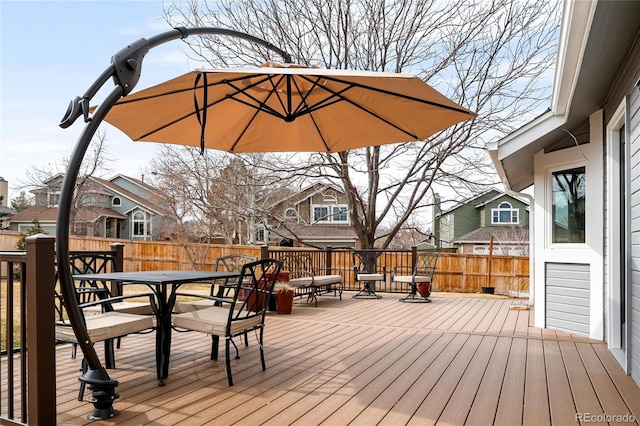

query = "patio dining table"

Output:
[[72, 270, 240, 385]]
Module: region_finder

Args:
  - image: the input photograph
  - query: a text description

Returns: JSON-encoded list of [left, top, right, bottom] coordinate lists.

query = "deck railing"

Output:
[[0, 235, 124, 425]]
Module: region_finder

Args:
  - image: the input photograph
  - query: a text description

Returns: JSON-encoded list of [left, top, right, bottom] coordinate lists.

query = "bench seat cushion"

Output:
[[392, 275, 432, 283], [289, 274, 342, 288]]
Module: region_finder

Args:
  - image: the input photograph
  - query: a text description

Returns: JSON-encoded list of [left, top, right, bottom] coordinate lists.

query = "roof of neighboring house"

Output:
[[487, 1, 640, 191], [452, 226, 529, 244], [9, 206, 125, 224], [266, 182, 345, 209], [437, 189, 528, 217], [91, 176, 171, 217], [268, 221, 357, 242]]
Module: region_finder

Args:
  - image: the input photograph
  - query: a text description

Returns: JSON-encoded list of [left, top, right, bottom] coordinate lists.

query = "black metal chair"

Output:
[[55, 288, 157, 400], [172, 258, 282, 386], [392, 251, 439, 303], [174, 254, 258, 313], [69, 251, 154, 315], [352, 250, 385, 299]]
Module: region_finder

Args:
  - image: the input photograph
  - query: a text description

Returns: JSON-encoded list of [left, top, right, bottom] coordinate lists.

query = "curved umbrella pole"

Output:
[[56, 27, 291, 420]]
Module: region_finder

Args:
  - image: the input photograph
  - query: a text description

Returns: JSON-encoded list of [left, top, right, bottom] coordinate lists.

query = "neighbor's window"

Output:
[[313, 205, 348, 223], [313, 206, 330, 222], [332, 206, 348, 222], [285, 208, 297, 219], [133, 211, 146, 237], [256, 227, 266, 242], [112, 197, 122, 207], [48, 191, 61, 207], [491, 202, 519, 224], [552, 166, 586, 243]]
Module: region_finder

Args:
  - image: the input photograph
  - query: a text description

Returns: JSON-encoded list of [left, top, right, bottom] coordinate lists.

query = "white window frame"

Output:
[[312, 204, 348, 223], [48, 191, 61, 207], [112, 197, 122, 207], [491, 202, 519, 224], [132, 210, 151, 239]]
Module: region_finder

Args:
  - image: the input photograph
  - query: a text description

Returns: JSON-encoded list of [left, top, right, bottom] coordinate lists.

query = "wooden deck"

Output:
[[54, 293, 640, 425]]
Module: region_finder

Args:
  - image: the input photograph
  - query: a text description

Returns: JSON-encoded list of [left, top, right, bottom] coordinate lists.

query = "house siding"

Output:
[[630, 83, 640, 385], [545, 262, 591, 336]]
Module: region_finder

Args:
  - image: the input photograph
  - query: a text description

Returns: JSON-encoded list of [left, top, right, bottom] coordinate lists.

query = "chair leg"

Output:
[[230, 338, 240, 359], [244, 331, 249, 346], [104, 339, 116, 369], [78, 358, 88, 401], [259, 327, 266, 371], [211, 335, 220, 360], [225, 338, 234, 386]]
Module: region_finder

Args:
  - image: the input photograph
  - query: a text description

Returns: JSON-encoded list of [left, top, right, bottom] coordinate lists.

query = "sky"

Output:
[[1, 0, 202, 202]]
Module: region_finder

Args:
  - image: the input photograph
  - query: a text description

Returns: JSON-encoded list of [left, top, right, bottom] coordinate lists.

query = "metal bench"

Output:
[[280, 252, 343, 307]]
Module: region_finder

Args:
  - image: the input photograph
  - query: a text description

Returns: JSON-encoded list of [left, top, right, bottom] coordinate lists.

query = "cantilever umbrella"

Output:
[[58, 27, 475, 420], [103, 61, 476, 153]]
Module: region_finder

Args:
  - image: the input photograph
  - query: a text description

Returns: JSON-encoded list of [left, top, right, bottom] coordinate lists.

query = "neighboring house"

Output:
[[434, 189, 530, 255], [8, 174, 173, 241], [487, 0, 640, 386], [259, 183, 357, 248]]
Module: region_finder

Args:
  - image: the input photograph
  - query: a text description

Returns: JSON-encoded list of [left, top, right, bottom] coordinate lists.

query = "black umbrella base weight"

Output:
[[80, 368, 120, 420]]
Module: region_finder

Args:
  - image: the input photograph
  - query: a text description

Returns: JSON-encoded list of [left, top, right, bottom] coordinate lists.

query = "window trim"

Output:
[[491, 201, 519, 224], [311, 204, 348, 223]]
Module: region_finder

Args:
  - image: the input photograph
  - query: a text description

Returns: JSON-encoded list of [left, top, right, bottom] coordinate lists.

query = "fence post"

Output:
[[325, 247, 333, 275], [26, 234, 57, 423], [261, 245, 269, 260]]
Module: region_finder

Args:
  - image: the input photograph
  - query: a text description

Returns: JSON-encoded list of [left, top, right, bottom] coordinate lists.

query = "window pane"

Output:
[[314, 206, 329, 222], [332, 206, 347, 222], [552, 167, 585, 243]]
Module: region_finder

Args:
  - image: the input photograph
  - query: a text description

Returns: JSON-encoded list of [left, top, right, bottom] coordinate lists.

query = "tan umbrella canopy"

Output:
[[103, 62, 476, 153]]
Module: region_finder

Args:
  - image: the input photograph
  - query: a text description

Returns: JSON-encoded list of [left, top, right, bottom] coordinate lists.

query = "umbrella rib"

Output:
[[289, 76, 423, 139], [314, 74, 474, 115]]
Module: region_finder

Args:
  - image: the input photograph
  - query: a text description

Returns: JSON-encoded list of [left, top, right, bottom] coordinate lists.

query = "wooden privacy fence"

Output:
[[0, 233, 529, 294]]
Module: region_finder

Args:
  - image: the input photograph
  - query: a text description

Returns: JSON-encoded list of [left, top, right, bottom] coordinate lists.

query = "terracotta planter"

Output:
[[417, 283, 431, 297], [276, 290, 294, 314], [245, 279, 274, 312], [266, 271, 290, 311]]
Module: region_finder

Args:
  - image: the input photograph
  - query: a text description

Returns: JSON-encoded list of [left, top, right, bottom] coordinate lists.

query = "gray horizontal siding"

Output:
[[546, 262, 590, 336], [630, 82, 640, 386]]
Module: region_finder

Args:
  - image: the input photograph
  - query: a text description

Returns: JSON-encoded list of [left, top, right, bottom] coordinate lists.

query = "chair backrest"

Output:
[[55, 251, 120, 322], [226, 258, 282, 335], [215, 254, 259, 273], [352, 250, 383, 274], [414, 251, 439, 280], [212, 254, 258, 296]]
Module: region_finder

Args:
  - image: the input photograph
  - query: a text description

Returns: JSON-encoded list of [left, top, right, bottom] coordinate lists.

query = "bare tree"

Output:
[[163, 0, 559, 249], [17, 130, 114, 232], [148, 146, 291, 265]]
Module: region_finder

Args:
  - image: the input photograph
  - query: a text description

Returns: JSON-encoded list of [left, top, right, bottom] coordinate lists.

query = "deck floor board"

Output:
[[26, 292, 639, 425]]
